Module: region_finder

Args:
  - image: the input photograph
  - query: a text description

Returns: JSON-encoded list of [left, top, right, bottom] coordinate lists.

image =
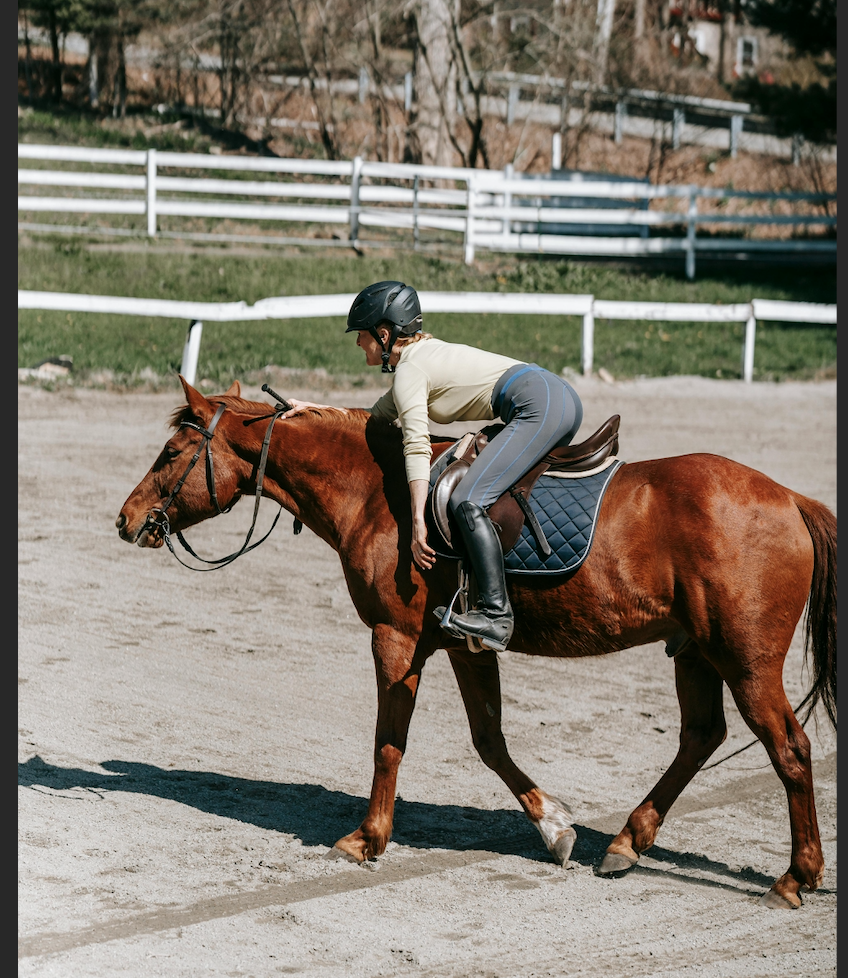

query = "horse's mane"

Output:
[[169, 395, 455, 467], [170, 396, 373, 434]]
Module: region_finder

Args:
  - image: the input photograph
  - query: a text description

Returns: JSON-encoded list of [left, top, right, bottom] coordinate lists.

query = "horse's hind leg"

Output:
[[447, 648, 577, 865], [600, 643, 727, 875], [722, 659, 823, 909], [333, 624, 430, 863]]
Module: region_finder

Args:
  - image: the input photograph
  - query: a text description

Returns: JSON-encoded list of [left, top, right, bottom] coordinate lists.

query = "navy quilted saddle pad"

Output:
[[430, 458, 625, 575], [502, 460, 624, 574]]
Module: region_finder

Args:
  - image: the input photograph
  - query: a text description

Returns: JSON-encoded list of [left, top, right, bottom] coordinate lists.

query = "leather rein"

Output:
[[142, 386, 291, 572]]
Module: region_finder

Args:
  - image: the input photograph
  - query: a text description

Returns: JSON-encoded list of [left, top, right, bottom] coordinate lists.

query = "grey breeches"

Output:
[[448, 363, 583, 513]]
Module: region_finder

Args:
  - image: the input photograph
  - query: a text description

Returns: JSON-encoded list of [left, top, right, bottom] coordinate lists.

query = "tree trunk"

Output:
[[86, 44, 99, 109], [48, 8, 62, 102], [594, 0, 616, 86], [718, 1, 727, 82], [219, 1, 242, 128], [23, 12, 34, 102], [634, 0, 646, 39], [113, 38, 127, 119], [411, 0, 458, 167]]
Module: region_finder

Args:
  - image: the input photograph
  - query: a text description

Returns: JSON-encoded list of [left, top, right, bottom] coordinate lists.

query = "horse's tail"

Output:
[[793, 493, 837, 731]]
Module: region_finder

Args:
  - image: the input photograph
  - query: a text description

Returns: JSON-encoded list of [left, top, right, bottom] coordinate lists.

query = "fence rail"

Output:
[[18, 144, 835, 280], [18, 289, 836, 385]]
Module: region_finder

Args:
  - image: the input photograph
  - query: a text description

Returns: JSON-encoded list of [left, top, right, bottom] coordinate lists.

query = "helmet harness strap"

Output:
[[371, 324, 402, 373]]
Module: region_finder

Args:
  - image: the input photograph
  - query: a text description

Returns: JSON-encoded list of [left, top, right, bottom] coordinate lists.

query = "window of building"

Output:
[[738, 36, 758, 69]]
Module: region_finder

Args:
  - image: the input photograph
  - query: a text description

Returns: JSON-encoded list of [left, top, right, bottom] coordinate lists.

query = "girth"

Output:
[[428, 415, 620, 558]]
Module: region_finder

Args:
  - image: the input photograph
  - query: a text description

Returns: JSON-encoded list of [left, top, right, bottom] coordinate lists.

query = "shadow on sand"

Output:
[[21, 754, 811, 899]]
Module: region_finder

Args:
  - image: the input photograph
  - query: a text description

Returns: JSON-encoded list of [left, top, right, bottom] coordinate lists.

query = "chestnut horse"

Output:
[[116, 378, 836, 910]]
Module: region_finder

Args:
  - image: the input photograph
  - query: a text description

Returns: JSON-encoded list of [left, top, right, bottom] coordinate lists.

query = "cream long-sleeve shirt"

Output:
[[369, 337, 522, 483]]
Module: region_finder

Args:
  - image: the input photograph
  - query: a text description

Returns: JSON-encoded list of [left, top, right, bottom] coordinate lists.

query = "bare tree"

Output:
[[408, 0, 459, 166], [284, 0, 348, 159]]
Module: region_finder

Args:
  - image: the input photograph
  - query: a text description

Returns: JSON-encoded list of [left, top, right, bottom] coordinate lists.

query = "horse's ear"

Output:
[[224, 380, 241, 397], [179, 375, 214, 423]]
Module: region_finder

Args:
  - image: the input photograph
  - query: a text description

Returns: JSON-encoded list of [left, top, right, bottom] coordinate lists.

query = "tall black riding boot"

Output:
[[436, 501, 514, 652]]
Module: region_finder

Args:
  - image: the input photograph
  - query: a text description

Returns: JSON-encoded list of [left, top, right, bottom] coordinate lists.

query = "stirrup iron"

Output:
[[434, 565, 487, 652]]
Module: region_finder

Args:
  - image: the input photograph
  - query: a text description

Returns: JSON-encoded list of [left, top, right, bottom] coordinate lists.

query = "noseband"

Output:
[[143, 397, 287, 572]]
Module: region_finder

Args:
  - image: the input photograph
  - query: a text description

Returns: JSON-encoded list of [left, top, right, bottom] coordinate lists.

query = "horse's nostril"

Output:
[[116, 514, 126, 530]]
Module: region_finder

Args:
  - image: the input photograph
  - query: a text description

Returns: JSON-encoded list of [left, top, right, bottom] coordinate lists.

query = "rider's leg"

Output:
[[435, 366, 582, 651], [444, 499, 514, 652]]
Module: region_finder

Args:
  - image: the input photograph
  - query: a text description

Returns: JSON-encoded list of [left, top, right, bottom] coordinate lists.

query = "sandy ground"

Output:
[[19, 374, 836, 977]]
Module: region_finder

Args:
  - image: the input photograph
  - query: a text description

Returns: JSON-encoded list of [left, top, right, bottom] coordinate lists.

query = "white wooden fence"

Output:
[[18, 144, 836, 280], [17, 289, 836, 385]]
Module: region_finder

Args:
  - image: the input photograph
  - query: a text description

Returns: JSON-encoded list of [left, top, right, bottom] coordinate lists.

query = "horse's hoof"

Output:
[[533, 792, 576, 865], [325, 845, 362, 864], [598, 851, 639, 875], [549, 827, 577, 866], [759, 888, 802, 910]]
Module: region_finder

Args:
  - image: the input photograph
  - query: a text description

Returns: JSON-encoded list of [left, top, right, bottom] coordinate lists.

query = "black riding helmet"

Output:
[[346, 281, 422, 372]]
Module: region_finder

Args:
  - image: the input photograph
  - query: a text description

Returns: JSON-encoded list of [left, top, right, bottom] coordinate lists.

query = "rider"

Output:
[[280, 281, 583, 652]]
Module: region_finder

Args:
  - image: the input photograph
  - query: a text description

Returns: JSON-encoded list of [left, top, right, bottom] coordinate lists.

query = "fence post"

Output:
[[507, 83, 519, 125], [349, 155, 362, 246], [412, 174, 420, 251], [502, 163, 513, 242], [639, 184, 650, 240], [464, 177, 476, 265], [672, 108, 684, 150], [730, 114, 743, 159], [581, 302, 595, 377], [742, 309, 756, 382], [791, 133, 804, 166], [181, 320, 203, 387], [614, 101, 626, 144], [685, 187, 697, 281], [551, 132, 562, 171], [404, 72, 413, 113], [146, 148, 157, 237], [358, 67, 368, 104]]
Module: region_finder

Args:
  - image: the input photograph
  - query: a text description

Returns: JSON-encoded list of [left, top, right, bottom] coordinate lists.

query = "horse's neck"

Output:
[[246, 412, 390, 551]]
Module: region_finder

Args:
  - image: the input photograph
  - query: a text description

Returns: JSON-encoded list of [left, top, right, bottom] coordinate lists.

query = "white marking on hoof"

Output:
[[534, 793, 576, 866], [759, 888, 801, 910]]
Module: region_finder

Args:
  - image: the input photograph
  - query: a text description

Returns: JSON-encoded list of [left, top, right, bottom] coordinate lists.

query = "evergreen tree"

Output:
[[736, 0, 836, 142]]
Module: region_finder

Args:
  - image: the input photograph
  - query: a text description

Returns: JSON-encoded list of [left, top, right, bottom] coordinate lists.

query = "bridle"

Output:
[[141, 386, 292, 572]]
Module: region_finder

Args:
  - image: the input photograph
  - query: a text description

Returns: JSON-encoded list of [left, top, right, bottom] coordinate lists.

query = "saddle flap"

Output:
[[430, 459, 470, 548]]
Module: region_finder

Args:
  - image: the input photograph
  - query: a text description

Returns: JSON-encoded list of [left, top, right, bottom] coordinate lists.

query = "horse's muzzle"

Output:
[[115, 512, 164, 548]]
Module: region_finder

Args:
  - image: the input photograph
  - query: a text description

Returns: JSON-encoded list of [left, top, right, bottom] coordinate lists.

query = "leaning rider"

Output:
[[280, 281, 583, 652]]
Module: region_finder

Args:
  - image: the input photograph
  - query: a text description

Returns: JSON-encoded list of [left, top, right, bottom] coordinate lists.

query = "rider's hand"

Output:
[[411, 521, 437, 571], [408, 481, 436, 570], [279, 399, 341, 419]]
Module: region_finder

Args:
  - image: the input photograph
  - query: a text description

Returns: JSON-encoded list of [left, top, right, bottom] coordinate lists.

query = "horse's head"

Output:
[[116, 377, 245, 548]]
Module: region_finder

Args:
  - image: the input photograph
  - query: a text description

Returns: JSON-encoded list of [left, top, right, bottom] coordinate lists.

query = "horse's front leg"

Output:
[[333, 623, 429, 862], [447, 648, 577, 865]]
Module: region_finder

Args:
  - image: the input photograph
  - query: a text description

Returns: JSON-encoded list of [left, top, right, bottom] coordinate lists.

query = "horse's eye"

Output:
[[165, 446, 181, 460]]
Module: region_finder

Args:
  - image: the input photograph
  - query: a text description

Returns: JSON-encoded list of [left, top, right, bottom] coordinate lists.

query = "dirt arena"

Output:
[[18, 374, 836, 977]]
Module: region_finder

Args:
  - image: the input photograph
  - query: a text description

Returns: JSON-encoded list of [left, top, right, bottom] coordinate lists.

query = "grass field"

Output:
[[18, 239, 836, 388]]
